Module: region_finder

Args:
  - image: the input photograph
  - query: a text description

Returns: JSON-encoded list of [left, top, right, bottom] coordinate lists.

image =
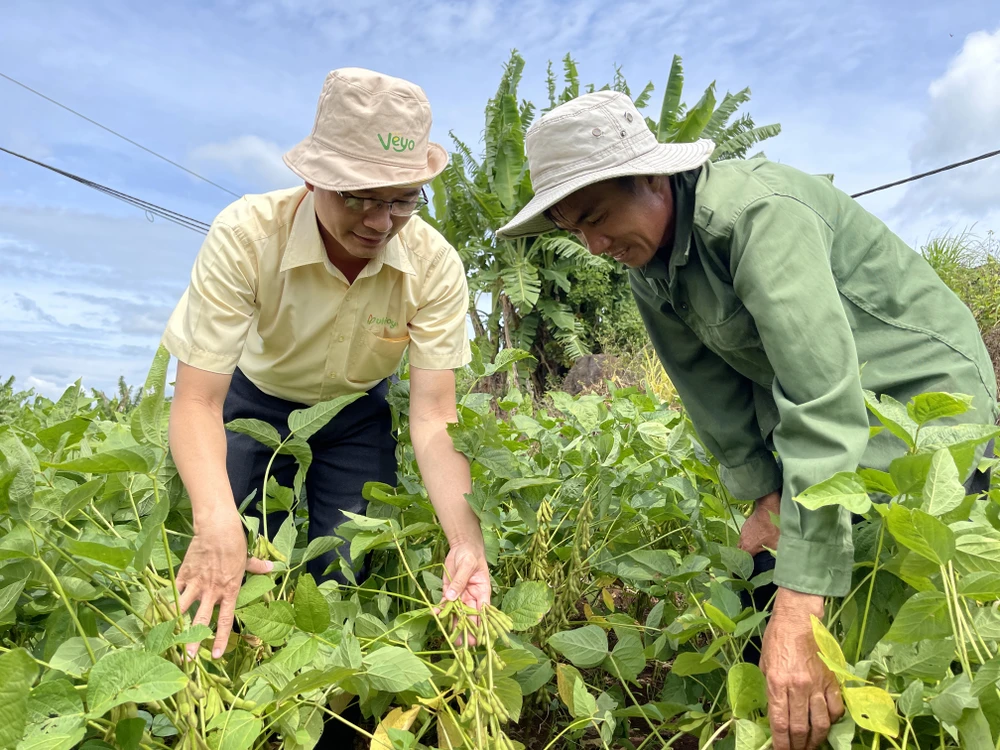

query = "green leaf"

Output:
[[236, 601, 295, 646], [271, 515, 297, 564], [728, 663, 767, 719], [958, 571, 1000, 601], [45, 447, 155, 474], [954, 527, 1000, 575], [547, 626, 608, 669], [956, 707, 994, 750], [604, 633, 645, 683], [570, 678, 597, 718], [496, 477, 560, 494], [299, 536, 343, 564], [116, 717, 145, 750], [293, 574, 330, 633], [884, 591, 952, 644], [858, 469, 898, 497], [929, 675, 978, 724], [657, 55, 684, 140], [0, 648, 38, 749], [27, 680, 84, 724], [886, 505, 954, 565], [18, 715, 86, 750], [144, 622, 177, 656], [63, 538, 134, 570], [971, 656, 1000, 698], [670, 652, 724, 676], [61, 479, 104, 518], [827, 717, 856, 750], [0, 577, 26, 619], [206, 709, 262, 750], [501, 581, 554, 631], [494, 677, 523, 723], [794, 472, 871, 514], [890, 453, 935, 496], [704, 603, 736, 634], [225, 419, 282, 449], [891, 640, 955, 681], [235, 575, 276, 608], [843, 686, 899, 737], [864, 392, 917, 448], [922, 449, 966, 516], [907, 392, 973, 425], [86, 650, 187, 717], [362, 647, 432, 693], [810, 615, 861, 685], [896, 680, 924, 718], [288, 393, 367, 440], [49, 638, 112, 677], [733, 718, 769, 750], [276, 667, 354, 702]]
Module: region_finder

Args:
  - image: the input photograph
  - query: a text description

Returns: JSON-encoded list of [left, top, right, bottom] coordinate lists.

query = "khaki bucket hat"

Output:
[[496, 90, 715, 240], [284, 67, 448, 191]]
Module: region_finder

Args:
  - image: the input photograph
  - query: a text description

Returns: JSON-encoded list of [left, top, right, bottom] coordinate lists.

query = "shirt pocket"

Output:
[[348, 330, 410, 383]]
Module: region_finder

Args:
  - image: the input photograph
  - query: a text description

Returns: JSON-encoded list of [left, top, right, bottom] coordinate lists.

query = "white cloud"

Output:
[[190, 135, 297, 191], [892, 27, 1000, 232]]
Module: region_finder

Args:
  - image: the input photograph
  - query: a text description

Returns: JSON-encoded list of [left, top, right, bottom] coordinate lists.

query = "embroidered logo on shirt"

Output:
[[377, 133, 416, 153], [367, 313, 398, 329]]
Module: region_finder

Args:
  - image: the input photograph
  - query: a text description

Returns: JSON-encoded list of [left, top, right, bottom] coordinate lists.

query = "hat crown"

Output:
[[309, 67, 433, 169], [525, 91, 655, 191]]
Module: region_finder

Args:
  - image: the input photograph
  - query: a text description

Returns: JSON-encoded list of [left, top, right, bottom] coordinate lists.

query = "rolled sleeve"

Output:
[[732, 195, 870, 597], [161, 219, 257, 374], [407, 246, 472, 371], [630, 277, 783, 501]]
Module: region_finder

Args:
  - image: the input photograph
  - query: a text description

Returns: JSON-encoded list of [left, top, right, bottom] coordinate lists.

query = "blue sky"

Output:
[[2, 1, 999, 397]]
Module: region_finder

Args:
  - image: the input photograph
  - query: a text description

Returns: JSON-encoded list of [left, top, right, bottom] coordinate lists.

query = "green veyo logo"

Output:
[[377, 133, 416, 153], [368, 313, 399, 329]]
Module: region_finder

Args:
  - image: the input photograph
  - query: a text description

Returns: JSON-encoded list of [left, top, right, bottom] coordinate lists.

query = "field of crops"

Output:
[[0, 345, 998, 750]]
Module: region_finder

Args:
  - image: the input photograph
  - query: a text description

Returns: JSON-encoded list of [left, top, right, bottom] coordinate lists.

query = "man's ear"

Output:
[[305, 182, 315, 192]]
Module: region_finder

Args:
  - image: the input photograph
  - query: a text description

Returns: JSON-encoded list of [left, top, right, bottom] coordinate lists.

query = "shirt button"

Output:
[[679, 303, 689, 311], [327, 371, 337, 378], [338, 335, 345, 342]]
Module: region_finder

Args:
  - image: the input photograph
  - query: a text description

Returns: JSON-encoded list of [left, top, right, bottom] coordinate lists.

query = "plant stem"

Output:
[[855, 520, 886, 662], [702, 718, 733, 748], [35, 555, 97, 663]]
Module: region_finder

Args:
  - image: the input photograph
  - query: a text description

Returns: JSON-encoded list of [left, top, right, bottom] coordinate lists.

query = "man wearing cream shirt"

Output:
[[161, 68, 490, 663]]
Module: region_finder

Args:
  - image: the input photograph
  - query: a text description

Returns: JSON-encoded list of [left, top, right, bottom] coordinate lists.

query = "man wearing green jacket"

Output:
[[497, 90, 997, 750]]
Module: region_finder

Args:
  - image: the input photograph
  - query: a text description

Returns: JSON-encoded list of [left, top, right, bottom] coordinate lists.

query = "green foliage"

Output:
[[425, 51, 780, 392], [0, 347, 996, 749], [923, 229, 1000, 333]]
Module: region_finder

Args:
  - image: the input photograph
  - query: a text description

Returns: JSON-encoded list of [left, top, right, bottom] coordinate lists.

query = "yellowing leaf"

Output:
[[371, 705, 420, 750], [843, 686, 899, 738]]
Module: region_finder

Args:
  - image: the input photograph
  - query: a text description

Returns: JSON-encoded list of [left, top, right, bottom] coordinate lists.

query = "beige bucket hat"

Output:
[[284, 67, 448, 191], [496, 90, 715, 239]]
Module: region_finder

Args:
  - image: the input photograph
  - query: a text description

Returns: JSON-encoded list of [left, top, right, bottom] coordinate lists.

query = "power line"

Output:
[[850, 147, 1000, 199], [0, 146, 212, 234], [0, 71, 241, 199]]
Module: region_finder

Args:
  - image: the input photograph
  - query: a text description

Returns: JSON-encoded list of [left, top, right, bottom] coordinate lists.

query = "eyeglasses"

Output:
[[336, 188, 428, 217]]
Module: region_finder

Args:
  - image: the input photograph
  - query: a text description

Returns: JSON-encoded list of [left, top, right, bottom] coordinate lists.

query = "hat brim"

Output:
[[496, 140, 715, 240], [283, 138, 449, 191]]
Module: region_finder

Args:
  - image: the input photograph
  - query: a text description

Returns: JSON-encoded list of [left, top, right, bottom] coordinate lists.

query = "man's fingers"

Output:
[[245, 556, 274, 575], [187, 597, 217, 658], [788, 685, 811, 750], [177, 584, 199, 617], [768, 685, 791, 750], [213, 595, 237, 659], [826, 684, 845, 722], [443, 557, 474, 602], [807, 693, 832, 750]]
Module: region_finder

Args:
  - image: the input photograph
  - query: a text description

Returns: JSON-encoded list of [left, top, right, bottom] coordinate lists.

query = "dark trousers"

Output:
[[223, 368, 398, 583], [739, 450, 992, 663]]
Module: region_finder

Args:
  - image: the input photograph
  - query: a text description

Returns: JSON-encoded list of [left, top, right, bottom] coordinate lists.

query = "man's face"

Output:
[[309, 184, 423, 260], [549, 176, 674, 269]]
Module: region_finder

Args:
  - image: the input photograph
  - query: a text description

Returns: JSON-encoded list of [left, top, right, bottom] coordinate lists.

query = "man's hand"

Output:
[[440, 540, 491, 646], [175, 510, 273, 659], [738, 491, 781, 556], [761, 588, 844, 750]]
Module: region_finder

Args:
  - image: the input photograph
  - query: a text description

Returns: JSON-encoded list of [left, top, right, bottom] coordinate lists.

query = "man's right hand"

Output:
[[175, 511, 273, 659], [738, 490, 781, 556]]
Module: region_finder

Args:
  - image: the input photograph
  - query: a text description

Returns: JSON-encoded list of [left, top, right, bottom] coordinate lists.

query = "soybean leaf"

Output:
[[843, 686, 899, 737], [886, 505, 954, 566], [49, 638, 112, 678], [728, 663, 767, 719], [864, 392, 917, 448], [86, 650, 187, 717], [921, 449, 966, 517], [884, 591, 952, 644], [206, 709, 262, 750], [0, 647, 39, 749], [27, 680, 84, 724], [45, 447, 155, 474], [225, 419, 282, 449], [501, 581, 554, 631], [733, 718, 769, 750], [547, 626, 608, 669], [236, 601, 295, 646], [794, 472, 871, 514], [494, 677, 524, 723], [604, 632, 645, 683], [276, 667, 354, 702], [288, 393, 367, 440], [670, 652, 724, 676], [235, 575, 276, 609], [116, 717, 145, 750], [907, 393, 973, 425], [362, 647, 432, 693], [293, 574, 330, 633]]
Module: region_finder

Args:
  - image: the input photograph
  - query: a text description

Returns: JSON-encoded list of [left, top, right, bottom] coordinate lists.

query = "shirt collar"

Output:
[[280, 189, 416, 277]]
